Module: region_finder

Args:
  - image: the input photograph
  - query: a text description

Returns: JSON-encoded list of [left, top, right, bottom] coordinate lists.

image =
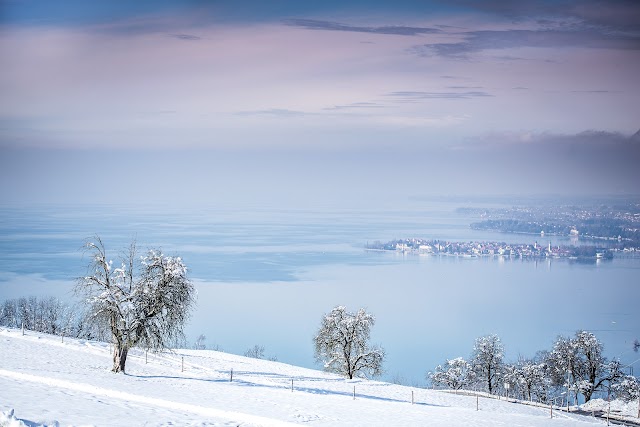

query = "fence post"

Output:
[[230, 368, 233, 382], [181, 356, 184, 372], [550, 403, 552, 419], [291, 379, 293, 392], [477, 392, 479, 411], [607, 397, 610, 426], [22, 323, 24, 336], [353, 386, 356, 400], [145, 350, 148, 364], [411, 390, 414, 405]]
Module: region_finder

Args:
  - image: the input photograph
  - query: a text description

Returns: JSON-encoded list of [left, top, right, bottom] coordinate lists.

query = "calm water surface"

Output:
[[1, 202, 638, 384]]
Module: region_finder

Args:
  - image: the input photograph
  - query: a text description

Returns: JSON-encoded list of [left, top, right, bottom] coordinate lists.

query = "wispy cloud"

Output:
[[446, 86, 484, 90], [570, 90, 618, 93], [454, 0, 640, 31], [170, 33, 201, 41], [282, 19, 440, 36], [414, 28, 640, 58], [235, 109, 308, 118], [323, 102, 388, 111], [384, 90, 492, 102]]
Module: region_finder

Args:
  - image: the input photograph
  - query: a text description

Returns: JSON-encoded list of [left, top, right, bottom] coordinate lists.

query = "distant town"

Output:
[[459, 200, 640, 247], [364, 238, 633, 260], [367, 200, 640, 260]]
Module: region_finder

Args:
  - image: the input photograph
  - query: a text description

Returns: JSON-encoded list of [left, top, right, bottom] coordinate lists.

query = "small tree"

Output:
[[313, 306, 385, 379], [0, 296, 83, 337], [547, 330, 616, 402], [429, 357, 475, 390], [77, 236, 195, 373], [574, 330, 605, 402], [244, 344, 265, 359], [193, 334, 207, 350], [515, 359, 550, 402], [547, 334, 579, 401], [471, 334, 504, 394], [613, 375, 640, 418]]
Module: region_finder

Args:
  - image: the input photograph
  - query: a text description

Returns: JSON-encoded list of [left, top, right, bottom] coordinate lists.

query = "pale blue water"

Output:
[[1, 202, 638, 385]]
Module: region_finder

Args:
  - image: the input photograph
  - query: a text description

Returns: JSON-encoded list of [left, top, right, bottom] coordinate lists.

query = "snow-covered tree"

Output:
[[574, 330, 606, 401], [471, 334, 504, 394], [429, 357, 475, 390], [77, 237, 195, 373], [547, 334, 579, 400], [546, 330, 618, 402], [0, 296, 82, 337], [0, 299, 18, 327], [598, 360, 626, 398], [614, 375, 640, 419], [313, 306, 385, 379], [501, 363, 520, 397], [614, 375, 640, 403], [514, 358, 550, 402]]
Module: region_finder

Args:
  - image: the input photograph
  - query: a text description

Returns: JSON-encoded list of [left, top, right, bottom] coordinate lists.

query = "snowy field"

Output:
[[0, 328, 635, 426]]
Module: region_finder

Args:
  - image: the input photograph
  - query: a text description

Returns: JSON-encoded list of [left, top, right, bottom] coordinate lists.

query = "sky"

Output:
[[1, 0, 639, 206]]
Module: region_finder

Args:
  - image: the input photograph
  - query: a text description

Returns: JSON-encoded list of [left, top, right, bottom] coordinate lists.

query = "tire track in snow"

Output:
[[0, 369, 300, 427]]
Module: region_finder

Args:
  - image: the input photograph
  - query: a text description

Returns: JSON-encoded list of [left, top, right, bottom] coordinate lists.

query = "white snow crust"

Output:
[[0, 328, 632, 426]]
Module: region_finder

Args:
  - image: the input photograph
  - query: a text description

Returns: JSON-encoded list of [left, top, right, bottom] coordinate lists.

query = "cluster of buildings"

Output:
[[366, 238, 614, 259]]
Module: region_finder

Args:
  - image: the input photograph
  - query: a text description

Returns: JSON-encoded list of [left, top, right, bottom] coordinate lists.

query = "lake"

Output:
[[1, 201, 638, 385]]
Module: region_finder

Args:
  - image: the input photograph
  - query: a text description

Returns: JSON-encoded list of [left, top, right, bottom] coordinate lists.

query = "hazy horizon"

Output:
[[1, 1, 639, 207]]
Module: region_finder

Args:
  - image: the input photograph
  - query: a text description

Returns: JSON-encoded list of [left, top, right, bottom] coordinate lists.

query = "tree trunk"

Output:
[[112, 343, 129, 373]]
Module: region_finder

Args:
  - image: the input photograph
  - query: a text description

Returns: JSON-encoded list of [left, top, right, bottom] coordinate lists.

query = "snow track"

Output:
[[0, 369, 297, 427], [0, 328, 618, 426]]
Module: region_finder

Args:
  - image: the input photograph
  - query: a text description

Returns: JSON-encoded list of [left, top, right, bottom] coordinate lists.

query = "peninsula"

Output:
[[365, 238, 628, 260]]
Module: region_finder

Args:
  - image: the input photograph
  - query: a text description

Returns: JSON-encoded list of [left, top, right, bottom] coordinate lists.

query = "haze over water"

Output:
[[1, 200, 638, 384]]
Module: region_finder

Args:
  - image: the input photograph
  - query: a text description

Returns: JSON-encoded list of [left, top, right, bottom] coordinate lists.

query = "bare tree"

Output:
[[244, 344, 265, 359], [313, 306, 385, 379], [77, 236, 195, 373], [471, 334, 504, 394], [193, 334, 207, 350], [0, 296, 83, 337]]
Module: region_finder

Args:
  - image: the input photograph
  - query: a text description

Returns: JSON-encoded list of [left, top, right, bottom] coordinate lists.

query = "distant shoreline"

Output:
[[364, 238, 640, 260]]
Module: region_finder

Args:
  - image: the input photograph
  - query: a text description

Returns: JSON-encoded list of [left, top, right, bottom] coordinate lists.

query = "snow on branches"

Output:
[[313, 306, 385, 379], [429, 357, 475, 390], [77, 236, 195, 373], [471, 334, 504, 394]]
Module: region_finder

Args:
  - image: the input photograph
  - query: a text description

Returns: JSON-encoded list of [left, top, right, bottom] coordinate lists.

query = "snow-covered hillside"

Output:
[[0, 328, 631, 426]]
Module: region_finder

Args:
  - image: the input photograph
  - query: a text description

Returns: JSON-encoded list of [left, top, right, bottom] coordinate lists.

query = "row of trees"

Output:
[[429, 333, 640, 405], [4, 235, 637, 407], [0, 296, 83, 337]]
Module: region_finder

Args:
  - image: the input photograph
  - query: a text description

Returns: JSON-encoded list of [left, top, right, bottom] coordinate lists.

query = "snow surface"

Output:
[[0, 328, 629, 426]]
